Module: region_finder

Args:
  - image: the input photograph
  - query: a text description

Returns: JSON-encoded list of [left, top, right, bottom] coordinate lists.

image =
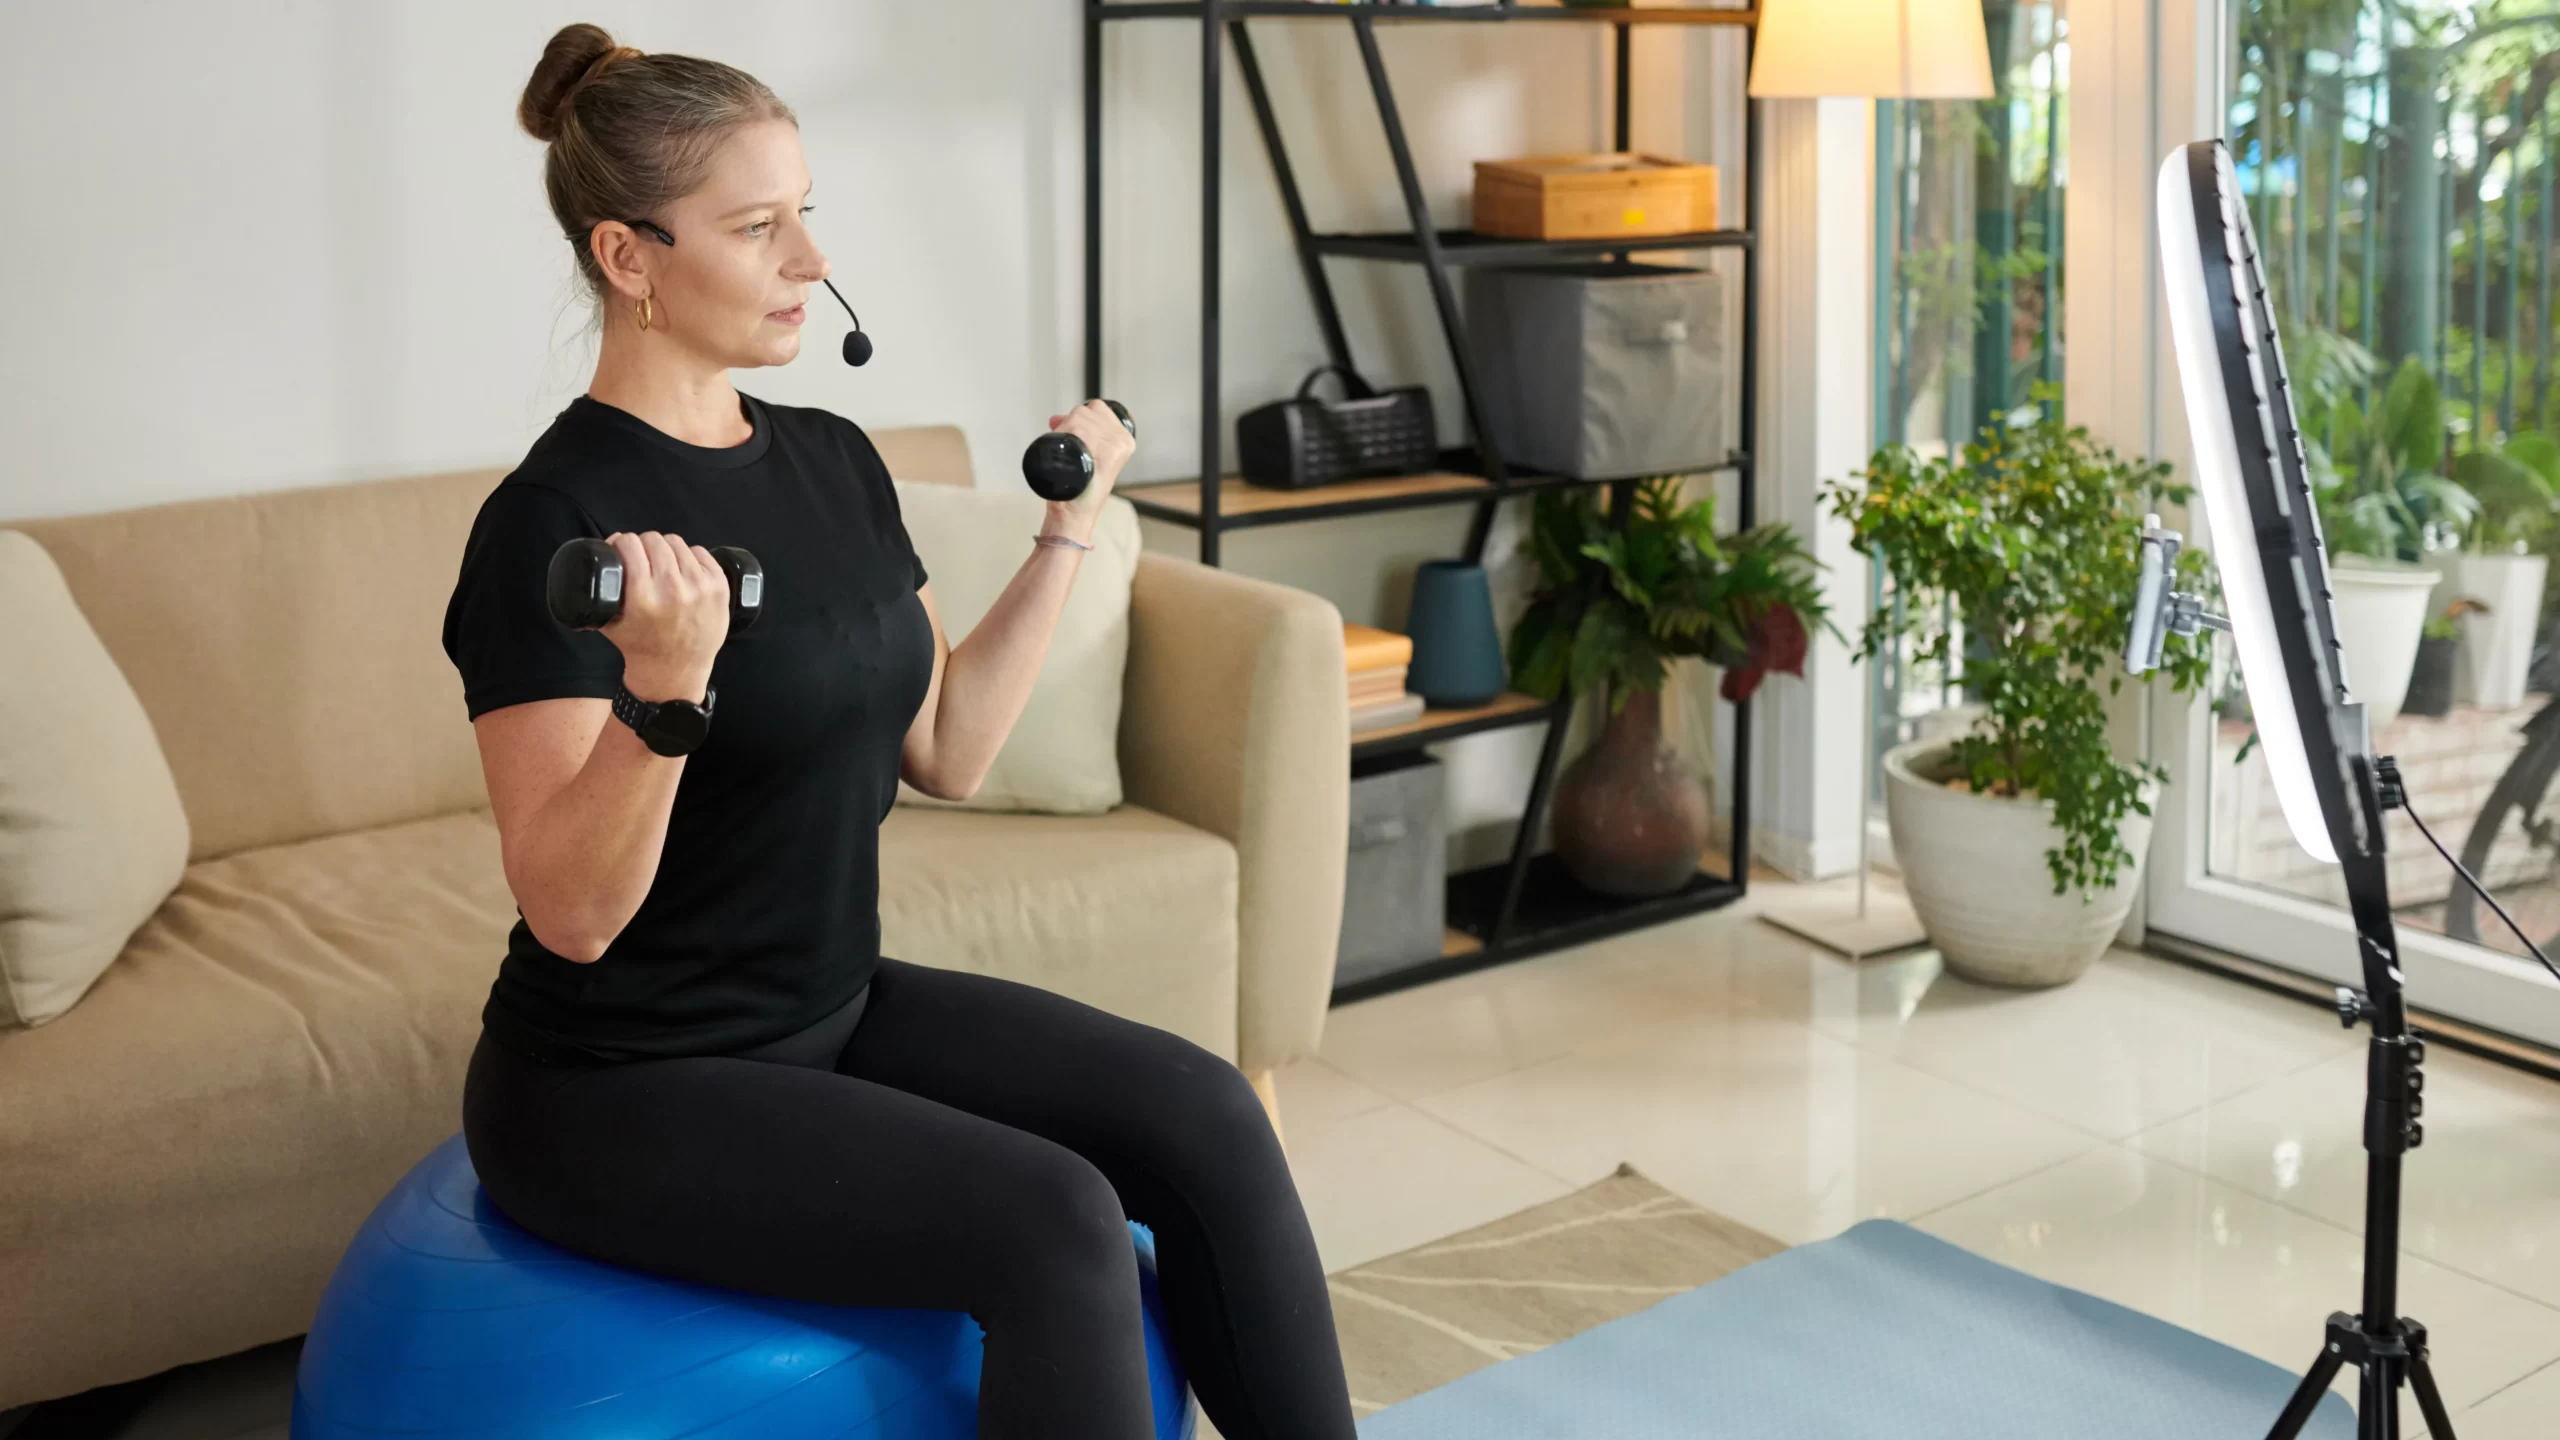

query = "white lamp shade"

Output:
[[1748, 0, 1997, 100]]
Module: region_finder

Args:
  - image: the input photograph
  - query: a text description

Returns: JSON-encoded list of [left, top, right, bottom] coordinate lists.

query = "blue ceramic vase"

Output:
[[1405, 560, 1507, 708]]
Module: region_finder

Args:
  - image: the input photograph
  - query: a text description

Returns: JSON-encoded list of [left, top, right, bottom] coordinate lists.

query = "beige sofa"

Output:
[[0, 425, 1348, 1410]]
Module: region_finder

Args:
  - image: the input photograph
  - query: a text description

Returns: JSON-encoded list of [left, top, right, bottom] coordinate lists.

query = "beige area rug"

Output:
[[1325, 1164, 1786, 1418]]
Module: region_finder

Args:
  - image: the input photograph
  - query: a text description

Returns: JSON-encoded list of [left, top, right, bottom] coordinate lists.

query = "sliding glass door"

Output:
[[1867, 0, 2070, 786], [2145, 0, 2560, 1047]]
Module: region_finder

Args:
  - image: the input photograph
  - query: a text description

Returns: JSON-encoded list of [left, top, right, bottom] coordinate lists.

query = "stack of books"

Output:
[[1346, 623, 1426, 736]]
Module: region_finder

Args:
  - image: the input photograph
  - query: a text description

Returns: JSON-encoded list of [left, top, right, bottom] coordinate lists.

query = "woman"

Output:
[[443, 25, 1356, 1439]]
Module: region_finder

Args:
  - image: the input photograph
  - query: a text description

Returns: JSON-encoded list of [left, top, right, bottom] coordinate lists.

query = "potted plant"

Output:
[[2402, 603, 2471, 719], [1509, 477, 1831, 897], [1825, 395, 2213, 987], [2314, 358, 2476, 723], [2450, 430, 2560, 709]]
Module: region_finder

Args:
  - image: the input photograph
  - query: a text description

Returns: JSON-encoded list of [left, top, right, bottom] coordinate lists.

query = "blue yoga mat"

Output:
[[1358, 1218, 2355, 1438]]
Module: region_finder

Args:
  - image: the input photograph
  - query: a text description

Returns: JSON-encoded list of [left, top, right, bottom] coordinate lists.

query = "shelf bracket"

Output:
[[1234, 21, 1357, 379], [1347, 15, 1511, 504]]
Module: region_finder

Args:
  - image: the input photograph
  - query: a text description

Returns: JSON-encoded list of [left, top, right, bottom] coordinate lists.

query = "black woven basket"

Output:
[[1236, 365, 1438, 490]]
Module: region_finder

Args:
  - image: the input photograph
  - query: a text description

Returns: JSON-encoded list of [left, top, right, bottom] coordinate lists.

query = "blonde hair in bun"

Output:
[[517, 23, 796, 297]]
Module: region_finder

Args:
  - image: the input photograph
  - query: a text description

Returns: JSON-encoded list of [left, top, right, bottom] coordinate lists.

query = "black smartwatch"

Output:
[[611, 683, 717, 757]]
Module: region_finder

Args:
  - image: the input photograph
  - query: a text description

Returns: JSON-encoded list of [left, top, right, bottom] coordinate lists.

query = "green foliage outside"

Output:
[[2234, 0, 2560, 587], [2306, 351, 2479, 559], [2452, 427, 2560, 549]]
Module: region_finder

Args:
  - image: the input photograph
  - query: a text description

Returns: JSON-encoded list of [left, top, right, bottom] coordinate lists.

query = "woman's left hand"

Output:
[[1041, 400, 1135, 543]]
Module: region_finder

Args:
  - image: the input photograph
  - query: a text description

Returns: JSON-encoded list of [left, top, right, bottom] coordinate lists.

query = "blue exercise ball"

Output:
[[293, 1135, 1194, 1439]]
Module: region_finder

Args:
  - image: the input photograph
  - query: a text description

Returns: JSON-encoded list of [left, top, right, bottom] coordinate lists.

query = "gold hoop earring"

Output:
[[636, 293, 655, 332]]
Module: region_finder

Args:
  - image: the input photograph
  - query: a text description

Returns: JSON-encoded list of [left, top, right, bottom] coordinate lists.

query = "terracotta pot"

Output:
[[1550, 687, 1711, 897]]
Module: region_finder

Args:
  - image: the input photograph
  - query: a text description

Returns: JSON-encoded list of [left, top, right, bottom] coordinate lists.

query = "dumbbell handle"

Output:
[[546, 538, 764, 633], [1021, 400, 1136, 503]]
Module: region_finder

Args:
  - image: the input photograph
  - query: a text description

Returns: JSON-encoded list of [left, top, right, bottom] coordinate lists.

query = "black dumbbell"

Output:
[[546, 537, 764, 632], [1021, 400, 1137, 502]]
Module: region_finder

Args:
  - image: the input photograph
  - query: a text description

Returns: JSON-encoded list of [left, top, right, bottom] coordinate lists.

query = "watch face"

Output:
[[645, 700, 713, 755]]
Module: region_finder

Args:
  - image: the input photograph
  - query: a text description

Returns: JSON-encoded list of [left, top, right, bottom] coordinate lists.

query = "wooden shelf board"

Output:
[[1353, 691, 1554, 752], [1448, 855, 1744, 951], [1332, 859, 1746, 1006], [1124, 469, 1498, 519], [1101, 3, 1759, 25], [1311, 227, 1752, 265], [1122, 454, 1748, 532]]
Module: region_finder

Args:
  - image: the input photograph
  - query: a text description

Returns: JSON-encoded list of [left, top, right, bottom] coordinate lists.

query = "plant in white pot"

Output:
[[2450, 429, 2560, 709], [1824, 395, 2213, 987], [2312, 358, 2477, 723]]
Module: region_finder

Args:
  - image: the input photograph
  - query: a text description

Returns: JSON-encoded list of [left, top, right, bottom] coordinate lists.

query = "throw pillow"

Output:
[[892, 484, 1140, 815], [0, 530, 191, 1027]]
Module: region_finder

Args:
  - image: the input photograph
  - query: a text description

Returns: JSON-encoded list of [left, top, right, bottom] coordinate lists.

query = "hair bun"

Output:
[[520, 24, 642, 143]]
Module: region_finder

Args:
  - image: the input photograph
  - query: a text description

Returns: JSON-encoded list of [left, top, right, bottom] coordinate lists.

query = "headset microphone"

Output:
[[822, 278, 871, 367], [623, 218, 868, 365]]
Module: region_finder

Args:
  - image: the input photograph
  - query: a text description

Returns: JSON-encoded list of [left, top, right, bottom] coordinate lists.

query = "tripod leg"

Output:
[[2266, 1345, 2347, 1440], [2363, 1354, 2402, 1440], [2408, 1347, 2456, 1439]]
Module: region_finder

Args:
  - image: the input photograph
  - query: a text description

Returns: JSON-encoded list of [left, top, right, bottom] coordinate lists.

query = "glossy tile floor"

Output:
[[20, 881, 2558, 1439], [1274, 885, 2560, 1437]]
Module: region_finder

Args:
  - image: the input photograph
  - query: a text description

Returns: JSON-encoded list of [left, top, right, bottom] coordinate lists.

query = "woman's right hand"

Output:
[[598, 531, 729, 701]]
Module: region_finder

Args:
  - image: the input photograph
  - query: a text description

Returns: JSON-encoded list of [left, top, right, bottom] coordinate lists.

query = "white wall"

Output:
[[0, 3, 1683, 517], [1750, 96, 1874, 880], [1, 3, 1811, 876]]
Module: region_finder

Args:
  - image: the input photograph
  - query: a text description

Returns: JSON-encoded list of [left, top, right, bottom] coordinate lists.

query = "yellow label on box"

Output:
[[1624, 208, 1646, 225]]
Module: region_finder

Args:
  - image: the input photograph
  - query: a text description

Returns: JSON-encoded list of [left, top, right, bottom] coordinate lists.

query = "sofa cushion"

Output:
[[868, 423, 976, 489], [0, 426, 998, 865], [0, 531, 191, 1028], [892, 483, 1141, 816], [0, 808, 516, 1404], [7, 470, 506, 863], [879, 804, 1239, 1060]]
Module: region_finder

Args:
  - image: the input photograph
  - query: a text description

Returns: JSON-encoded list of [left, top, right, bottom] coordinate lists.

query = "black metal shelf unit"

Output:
[[1083, 0, 1761, 1001]]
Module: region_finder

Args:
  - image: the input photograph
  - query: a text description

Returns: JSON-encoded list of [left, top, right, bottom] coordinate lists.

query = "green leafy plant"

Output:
[[1508, 478, 1833, 711], [2451, 429, 2560, 552], [2315, 358, 2478, 562], [1824, 391, 2214, 899]]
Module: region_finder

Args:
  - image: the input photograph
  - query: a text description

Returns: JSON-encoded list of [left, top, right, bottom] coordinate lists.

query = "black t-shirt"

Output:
[[441, 391, 934, 1060]]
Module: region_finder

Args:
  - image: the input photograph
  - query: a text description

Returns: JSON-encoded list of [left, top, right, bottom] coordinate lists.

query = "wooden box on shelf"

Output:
[[1471, 153, 1718, 241]]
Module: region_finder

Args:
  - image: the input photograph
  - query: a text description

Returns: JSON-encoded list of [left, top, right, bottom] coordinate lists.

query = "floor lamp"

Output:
[[1746, 0, 1991, 959]]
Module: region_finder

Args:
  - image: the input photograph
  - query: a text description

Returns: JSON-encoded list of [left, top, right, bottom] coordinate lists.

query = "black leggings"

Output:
[[461, 957, 1356, 1440]]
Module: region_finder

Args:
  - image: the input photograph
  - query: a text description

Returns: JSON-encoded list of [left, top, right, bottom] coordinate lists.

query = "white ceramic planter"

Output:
[[2455, 551, 2547, 710], [2328, 559, 2438, 724], [1883, 739, 2154, 988]]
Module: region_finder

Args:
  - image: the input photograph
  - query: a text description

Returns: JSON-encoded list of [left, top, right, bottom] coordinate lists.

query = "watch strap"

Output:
[[610, 684, 659, 736], [611, 683, 715, 755]]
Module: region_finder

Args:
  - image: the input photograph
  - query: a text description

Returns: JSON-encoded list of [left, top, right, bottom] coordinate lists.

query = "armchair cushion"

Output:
[[892, 484, 1142, 815], [877, 803, 1237, 1059]]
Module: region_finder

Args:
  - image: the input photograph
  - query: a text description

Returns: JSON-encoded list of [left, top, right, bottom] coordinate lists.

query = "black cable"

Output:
[[2395, 795, 2560, 992]]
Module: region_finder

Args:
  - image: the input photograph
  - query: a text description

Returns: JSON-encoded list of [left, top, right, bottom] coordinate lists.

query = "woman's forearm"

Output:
[[914, 538, 1086, 797], [510, 714, 689, 962]]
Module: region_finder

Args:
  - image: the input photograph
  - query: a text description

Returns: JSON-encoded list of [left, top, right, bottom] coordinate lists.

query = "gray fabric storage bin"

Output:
[[1463, 261, 1729, 480], [1336, 752, 1447, 989]]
